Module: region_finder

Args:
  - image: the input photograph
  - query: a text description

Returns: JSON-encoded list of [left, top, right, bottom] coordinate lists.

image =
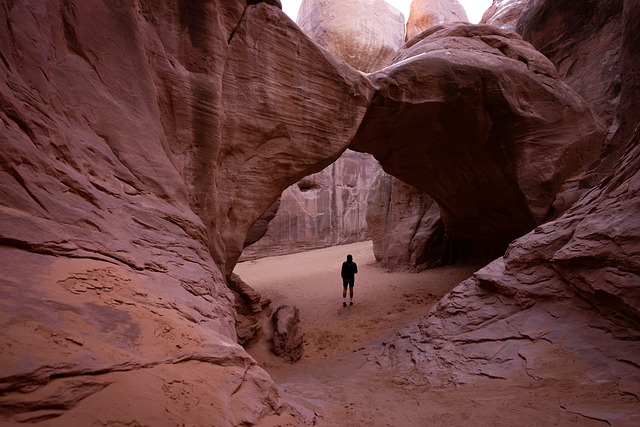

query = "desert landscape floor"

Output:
[[234, 241, 619, 427]]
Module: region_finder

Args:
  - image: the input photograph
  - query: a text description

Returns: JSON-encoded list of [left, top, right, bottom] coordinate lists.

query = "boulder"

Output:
[[481, 0, 529, 31], [352, 23, 604, 262], [297, 0, 406, 73], [406, 0, 469, 40], [272, 305, 304, 362]]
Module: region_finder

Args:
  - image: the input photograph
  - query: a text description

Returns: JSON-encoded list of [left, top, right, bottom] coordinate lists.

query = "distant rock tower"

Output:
[[297, 0, 406, 73], [406, 0, 468, 40]]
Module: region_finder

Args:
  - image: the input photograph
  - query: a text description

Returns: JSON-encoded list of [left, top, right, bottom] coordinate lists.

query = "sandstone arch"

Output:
[[0, 0, 631, 425]]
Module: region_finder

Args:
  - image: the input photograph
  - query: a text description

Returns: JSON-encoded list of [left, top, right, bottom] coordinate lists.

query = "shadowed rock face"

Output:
[[352, 24, 604, 262], [374, 2, 640, 423], [297, 0, 405, 73], [406, 0, 468, 40]]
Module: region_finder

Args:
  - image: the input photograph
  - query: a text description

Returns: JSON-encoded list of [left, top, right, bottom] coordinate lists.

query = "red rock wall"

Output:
[[0, 0, 372, 423], [374, 3, 640, 421]]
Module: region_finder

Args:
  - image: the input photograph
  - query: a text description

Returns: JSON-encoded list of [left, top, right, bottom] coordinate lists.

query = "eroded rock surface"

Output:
[[352, 23, 604, 262], [297, 0, 405, 73], [272, 305, 304, 362], [367, 175, 454, 271], [0, 0, 372, 424], [373, 2, 640, 423], [406, 0, 469, 40], [242, 150, 380, 259]]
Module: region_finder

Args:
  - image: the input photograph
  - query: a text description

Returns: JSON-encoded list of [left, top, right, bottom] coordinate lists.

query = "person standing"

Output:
[[341, 254, 358, 307]]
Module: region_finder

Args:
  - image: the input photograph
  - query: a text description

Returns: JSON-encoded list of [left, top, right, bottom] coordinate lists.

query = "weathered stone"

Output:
[[366, 175, 454, 271], [297, 0, 405, 72], [481, 0, 529, 31], [406, 0, 469, 40], [227, 273, 272, 345], [272, 305, 304, 362], [352, 23, 604, 262], [242, 150, 381, 259], [373, 3, 640, 423], [517, 0, 623, 135], [0, 0, 372, 423]]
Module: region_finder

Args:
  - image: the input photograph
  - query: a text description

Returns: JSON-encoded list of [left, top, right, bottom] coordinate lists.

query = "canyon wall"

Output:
[[373, 2, 640, 424], [1, 0, 638, 425], [0, 0, 372, 424]]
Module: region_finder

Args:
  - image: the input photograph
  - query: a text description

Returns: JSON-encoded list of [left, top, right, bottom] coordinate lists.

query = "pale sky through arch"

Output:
[[280, 0, 494, 24]]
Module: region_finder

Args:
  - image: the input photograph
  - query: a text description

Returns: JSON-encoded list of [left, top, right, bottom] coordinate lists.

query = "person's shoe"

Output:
[[343, 302, 346, 307], [350, 301, 353, 306]]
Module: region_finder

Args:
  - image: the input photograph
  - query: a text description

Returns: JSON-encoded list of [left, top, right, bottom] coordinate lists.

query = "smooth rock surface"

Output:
[[297, 0, 405, 72], [352, 23, 604, 262], [406, 0, 469, 40]]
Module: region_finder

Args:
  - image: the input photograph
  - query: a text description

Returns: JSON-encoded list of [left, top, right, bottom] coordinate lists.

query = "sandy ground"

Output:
[[234, 241, 625, 427]]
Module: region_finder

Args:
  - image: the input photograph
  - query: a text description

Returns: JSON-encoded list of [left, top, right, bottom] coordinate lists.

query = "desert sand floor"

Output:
[[234, 241, 617, 427]]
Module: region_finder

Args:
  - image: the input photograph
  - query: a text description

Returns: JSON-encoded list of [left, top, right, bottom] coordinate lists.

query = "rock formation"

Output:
[[352, 23, 604, 263], [272, 305, 304, 362], [367, 174, 454, 271], [242, 150, 380, 259], [406, 0, 468, 41], [373, 2, 640, 424], [1, 0, 638, 424], [481, 0, 529, 31], [297, 0, 405, 72], [0, 0, 372, 424]]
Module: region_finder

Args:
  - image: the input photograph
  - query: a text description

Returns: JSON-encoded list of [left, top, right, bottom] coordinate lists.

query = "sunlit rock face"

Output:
[[297, 0, 405, 73], [481, 0, 529, 31], [374, 2, 640, 423], [406, 0, 468, 40], [352, 23, 604, 262], [0, 0, 372, 424]]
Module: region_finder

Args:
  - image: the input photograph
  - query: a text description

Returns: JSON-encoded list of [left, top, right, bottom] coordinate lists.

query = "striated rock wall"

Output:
[[0, 0, 372, 424], [406, 0, 469, 41], [366, 174, 454, 271], [242, 150, 379, 259], [373, 2, 640, 423]]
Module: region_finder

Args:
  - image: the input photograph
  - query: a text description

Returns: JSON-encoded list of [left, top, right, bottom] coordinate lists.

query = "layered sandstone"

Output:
[[367, 175, 454, 271], [373, 2, 640, 424], [406, 0, 469, 40], [242, 150, 380, 259], [0, 0, 372, 424], [297, 0, 405, 73], [352, 23, 604, 263]]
